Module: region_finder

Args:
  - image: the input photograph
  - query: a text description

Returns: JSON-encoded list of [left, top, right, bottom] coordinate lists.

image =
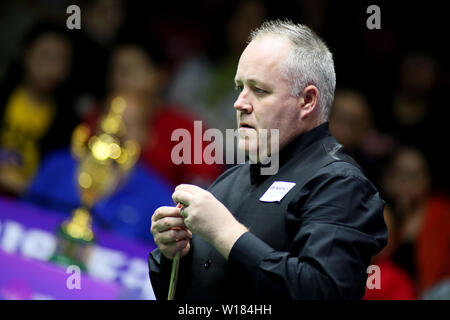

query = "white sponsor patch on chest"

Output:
[[259, 181, 296, 202]]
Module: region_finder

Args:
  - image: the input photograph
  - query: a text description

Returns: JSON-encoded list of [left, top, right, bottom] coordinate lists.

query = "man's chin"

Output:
[[238, 144, 271, 163], [238, 140, 256, 153]]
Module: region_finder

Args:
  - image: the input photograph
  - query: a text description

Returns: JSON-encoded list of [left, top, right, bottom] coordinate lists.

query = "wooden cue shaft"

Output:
[[167, 251, 180, 300]]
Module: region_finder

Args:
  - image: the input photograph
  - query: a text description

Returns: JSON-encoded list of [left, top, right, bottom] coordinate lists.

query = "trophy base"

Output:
[[50, 226, 94, 272], [50, 253, 87, 272]]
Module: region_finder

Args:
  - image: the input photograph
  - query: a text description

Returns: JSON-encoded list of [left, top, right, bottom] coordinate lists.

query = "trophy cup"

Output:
[[51, 96, 140, 270]]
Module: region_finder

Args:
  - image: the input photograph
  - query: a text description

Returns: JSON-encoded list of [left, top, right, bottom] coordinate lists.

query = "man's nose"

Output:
[[233, 91, 252, 113]]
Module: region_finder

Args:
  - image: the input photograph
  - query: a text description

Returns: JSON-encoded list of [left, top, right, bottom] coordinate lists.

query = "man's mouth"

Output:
[[239, 123, 255, 129]]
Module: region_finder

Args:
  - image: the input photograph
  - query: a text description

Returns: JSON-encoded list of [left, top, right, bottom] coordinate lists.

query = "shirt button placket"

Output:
[[204, 259, 212, 269]]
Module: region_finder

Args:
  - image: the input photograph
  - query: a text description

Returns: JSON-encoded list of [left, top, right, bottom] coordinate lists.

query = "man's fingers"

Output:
[[160, 240, 190, 259], [176, 239, 189, 250], [156, 229, 192, 245], [172, 190, 194, 207], [175, 184, 204, 194], [152, 206, 181, 222], [153, 217, 186, 233], [179, 241, 191, 258]]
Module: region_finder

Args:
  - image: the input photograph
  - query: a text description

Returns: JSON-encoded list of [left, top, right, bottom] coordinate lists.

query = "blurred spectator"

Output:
[[329, 88, 394, 185], [70, 0, 125, 116], [0, 21, 78, 197], [330, 89, 372, 153], [364, 206, 416, 300], [166, 0, 268, 135], [381, 52, 448, 191], [87, 37, 224, 187], [23, 95, 174, 242], [388, 53, 440, 142], [382, 147, 450, 296], [0, 0, 72, 80]]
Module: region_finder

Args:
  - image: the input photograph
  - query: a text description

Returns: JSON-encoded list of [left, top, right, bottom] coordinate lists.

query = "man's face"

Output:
[[234, 34, 302, 157]]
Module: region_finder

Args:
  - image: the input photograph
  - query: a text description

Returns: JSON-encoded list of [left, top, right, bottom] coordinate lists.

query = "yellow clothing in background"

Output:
[[0, 86, 56, 180]]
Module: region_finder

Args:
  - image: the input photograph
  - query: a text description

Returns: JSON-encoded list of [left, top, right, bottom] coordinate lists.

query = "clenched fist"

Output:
[[171, 184, 248, 259]]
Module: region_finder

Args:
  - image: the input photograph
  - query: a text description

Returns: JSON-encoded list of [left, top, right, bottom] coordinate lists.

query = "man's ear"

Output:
[[298, 85, 319, 120]]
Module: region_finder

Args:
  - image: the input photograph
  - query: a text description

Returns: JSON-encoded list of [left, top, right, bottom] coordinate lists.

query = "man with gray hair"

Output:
[[149, 19, 387, 300]]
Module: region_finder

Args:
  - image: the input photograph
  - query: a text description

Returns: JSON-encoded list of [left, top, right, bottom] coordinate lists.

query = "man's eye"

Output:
[[235, 85, 243, 92], [253, 87, 266, 94]]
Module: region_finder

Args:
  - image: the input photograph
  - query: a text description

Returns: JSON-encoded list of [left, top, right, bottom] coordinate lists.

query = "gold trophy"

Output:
[[51, 96, 140, 270]]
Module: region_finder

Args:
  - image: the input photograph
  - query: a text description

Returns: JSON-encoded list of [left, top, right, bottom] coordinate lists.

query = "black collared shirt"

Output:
[[149, 123, 387, 300]]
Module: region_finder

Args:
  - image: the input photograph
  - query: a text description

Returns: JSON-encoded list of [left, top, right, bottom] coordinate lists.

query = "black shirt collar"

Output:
[[249, 122, 331, 184]]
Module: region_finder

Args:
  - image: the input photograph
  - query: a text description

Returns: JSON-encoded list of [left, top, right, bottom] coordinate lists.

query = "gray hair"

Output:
[[249, 19, 336, 121]]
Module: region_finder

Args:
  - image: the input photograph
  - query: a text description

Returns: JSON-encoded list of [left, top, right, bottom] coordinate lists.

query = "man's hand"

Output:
[[172, 184, 248, 260], [151, 205, 192, 260]]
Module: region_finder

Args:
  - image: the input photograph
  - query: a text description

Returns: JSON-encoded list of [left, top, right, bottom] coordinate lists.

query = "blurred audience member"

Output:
[[364, 206, 416, 300], [71, 0, 125, 115], [382, 52, 448, 191], [0, 21, 78, 197], [23, 95, 173, 242], [382, 147, 450, 297], [0, 0, 73, 79], [87, 37, 224, 187], [392, 53, 439, 134], [167, 0, 268, 135], [330, 89, 394, 185]]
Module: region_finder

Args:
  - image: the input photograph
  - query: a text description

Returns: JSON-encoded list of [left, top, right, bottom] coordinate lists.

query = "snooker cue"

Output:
[[167, 251, 180, 300], [167, 203, 183, 300]]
